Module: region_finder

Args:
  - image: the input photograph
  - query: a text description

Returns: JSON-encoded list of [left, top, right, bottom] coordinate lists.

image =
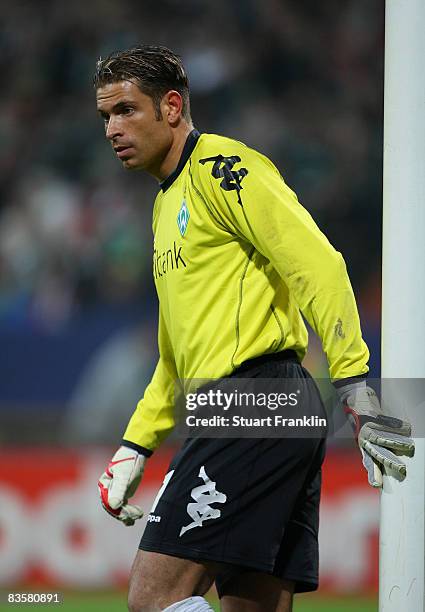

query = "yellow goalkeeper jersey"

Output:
[[124, 130, 369, 451]]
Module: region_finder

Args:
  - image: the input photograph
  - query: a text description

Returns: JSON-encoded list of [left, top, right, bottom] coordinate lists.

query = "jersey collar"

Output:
[[160, 129, 200, 192]]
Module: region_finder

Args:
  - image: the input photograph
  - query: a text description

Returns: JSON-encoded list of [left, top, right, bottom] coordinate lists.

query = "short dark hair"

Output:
[[94, 45, 191, 121]]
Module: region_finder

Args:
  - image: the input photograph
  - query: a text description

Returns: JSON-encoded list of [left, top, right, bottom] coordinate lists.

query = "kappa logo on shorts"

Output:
[[179, 466, 227, 537], [147, 514, 161, 523]]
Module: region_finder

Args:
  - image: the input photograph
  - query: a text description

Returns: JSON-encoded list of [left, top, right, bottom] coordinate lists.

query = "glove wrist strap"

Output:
[[122, 439, 153, 458]]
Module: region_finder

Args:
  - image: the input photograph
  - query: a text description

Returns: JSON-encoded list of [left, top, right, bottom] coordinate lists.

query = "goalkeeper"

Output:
[[94, 45, 414, 612]]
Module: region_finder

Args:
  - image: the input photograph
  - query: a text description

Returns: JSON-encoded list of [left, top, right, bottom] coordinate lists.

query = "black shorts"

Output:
[[139, 351, 327, 594]]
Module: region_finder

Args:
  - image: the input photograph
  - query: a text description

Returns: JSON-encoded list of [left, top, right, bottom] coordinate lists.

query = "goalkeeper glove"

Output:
[[338, 380, 415, 488], [98, 445, 146, 526]]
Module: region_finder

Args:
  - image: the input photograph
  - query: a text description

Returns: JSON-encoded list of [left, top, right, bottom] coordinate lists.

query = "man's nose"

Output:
[[105, 116, 122, 141]]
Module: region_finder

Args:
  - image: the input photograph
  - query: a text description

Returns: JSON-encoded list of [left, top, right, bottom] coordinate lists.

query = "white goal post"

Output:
[[380, 1, 425, 610]]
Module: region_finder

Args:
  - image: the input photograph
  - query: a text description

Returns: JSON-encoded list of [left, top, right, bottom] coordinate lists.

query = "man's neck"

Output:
[[157, 123, 194, 182]]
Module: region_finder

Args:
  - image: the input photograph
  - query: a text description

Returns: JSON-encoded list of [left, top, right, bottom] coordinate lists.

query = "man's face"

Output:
[[96, 80, 172, 174]]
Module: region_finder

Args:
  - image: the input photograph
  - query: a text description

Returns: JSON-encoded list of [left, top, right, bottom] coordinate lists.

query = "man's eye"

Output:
[[122, 107, 134, 115]]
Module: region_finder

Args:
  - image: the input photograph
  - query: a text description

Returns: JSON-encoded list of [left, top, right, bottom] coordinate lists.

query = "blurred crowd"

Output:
[[0, 0, 384, 439], [0, 0, 383, 323]]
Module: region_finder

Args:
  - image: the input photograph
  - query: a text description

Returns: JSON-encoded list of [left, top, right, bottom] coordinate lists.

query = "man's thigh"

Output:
[[128, 549, 220, 611], [219, 572, 295, 612], [128, 550, 294, 612]]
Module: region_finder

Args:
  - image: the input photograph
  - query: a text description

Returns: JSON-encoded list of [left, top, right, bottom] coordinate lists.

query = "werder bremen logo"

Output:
[[177, 200, 190, 236]]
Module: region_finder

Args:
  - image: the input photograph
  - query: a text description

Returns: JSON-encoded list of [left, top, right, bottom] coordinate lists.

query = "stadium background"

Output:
[[0, 1, 382, 610]]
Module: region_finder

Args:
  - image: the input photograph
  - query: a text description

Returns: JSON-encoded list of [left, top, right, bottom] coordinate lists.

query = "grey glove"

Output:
[[337, 381, 415, 487]]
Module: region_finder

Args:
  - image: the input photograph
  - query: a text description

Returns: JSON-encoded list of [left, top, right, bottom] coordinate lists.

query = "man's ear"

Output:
[[162, 90, 183, 125]]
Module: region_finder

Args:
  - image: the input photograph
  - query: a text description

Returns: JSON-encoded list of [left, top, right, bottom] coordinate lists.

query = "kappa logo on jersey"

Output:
[[200, 154, 248, 207], [179, 466, 227, 537]]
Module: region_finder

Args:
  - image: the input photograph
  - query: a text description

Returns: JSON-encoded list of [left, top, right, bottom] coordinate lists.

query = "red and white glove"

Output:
[[98, 446, 146, 526]]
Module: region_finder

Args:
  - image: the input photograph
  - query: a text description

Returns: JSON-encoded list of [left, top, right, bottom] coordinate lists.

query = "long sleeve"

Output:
[[123, 310, 177, 451], [196, 145, 369, 381]]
